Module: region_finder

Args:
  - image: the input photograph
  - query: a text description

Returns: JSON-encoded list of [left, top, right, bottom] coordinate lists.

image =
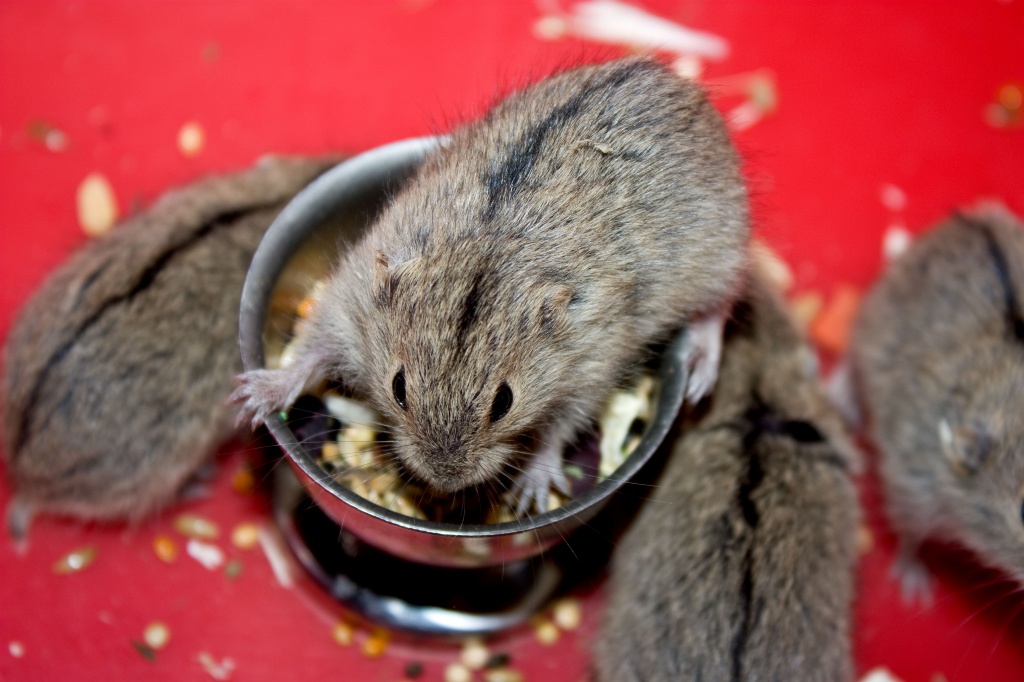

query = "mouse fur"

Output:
[[595, 269, 860, 682], [234, 57, 750, 513], [852, 203, 1024, 599], [1, 156, 338, 538]]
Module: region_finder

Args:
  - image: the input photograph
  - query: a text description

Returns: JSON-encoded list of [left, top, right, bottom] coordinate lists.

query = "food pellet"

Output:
[[53, 546, 97, 574], [178, 121, 205, 157], [809, 285, 861, 355], [77, 173, 118, 237], [552, 597, 582, 630], [224, 559, 243, 580], [9, 641, 25, 658], [362, 628, 389, 658], [857, 526, 874, 555], [153, 535, 178, 563], [331, 621, 354, 647], [404, 661, 425, 678], [132, 640, 157, 662], [143, 622, 170, 650], [444, 663, 472, 682], [231, 523, 260, 550], [789, 291, 823, 330], [460, 637, 489, 670], [485, 669, 525, 682], [534, 618, 559, 645], [485, 652, 511, 669], [186, 539, 225, 570], [174, 513, 219, 540], [231, 468, 256, 495]]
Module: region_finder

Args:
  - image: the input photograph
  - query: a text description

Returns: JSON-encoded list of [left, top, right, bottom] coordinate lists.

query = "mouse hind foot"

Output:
[[681, 311, 727, 404]]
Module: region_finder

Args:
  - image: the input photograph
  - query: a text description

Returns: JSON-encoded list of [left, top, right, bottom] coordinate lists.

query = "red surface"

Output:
[[1, 1, 1023, 680]]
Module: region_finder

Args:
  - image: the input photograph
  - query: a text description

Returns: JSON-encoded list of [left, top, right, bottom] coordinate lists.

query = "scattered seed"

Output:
[[552, 597, 582, 630], [859, 667, 904, 682], [197, 652, 236, 680], [362, 628, 389, 658], [751, 239, 793, 291], [533, 15, 568, 40], [186, 539, 225, 571], [485, 669, 525, 682], [202, 43, 221, 62], [27, 121, 69, 152], [857, 526, 875, 555], [789, 291, 823, 330], [461, 637, 489, 670], [445, 662, 472, 682], [883, 225, 912, 261], [178, 121, 205, 157], [53, 546, 97, 574], [231, 523, 260, 550], [231, 468, 256, 495], [485, 652, 511, 669], [143, 622, 171, 650], [809, 285, 861, 355], [879, 183, 907, 212], [533, 617, 559, 645], [153, 535, 178, 563], [331, 621, 354, 646], [563, 464, 584, 480], [174, 513, 219, 540], [999, 83, 1022, 112], [224, 559, 243, 580], [131, 640, 157, 662], [404, 661, 424, 678], [76, 173, 118, 237], [9, 641, 25, 658], [297, 295, 317, 319]]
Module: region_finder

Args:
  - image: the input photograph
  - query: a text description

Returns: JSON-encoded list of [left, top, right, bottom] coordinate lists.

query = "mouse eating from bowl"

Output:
[[233, 57, 750, 514]]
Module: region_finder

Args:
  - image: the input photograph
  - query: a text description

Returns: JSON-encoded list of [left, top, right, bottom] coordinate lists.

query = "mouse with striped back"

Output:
[[234, 57, 750, 514], [853, 203, 1024, 601]]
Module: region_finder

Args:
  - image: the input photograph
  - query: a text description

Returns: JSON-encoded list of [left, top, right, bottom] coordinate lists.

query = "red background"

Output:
[[1, 1, 1023, 680]]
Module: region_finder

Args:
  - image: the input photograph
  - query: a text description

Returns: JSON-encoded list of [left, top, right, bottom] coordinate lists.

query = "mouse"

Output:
[[1, 155, 338, 539], [595, 267, 861, 682], [233, 57, 750, 514], [851, 203, 1024, 602]]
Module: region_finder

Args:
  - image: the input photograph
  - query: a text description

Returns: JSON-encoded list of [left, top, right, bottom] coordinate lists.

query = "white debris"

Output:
[[186, 539, 225, 571]]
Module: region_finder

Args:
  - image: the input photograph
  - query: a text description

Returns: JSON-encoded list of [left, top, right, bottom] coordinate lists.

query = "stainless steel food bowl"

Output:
[[239, 136, 691, 570]]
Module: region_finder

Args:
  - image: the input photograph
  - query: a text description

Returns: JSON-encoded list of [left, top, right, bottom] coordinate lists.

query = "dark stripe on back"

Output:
[[965, 214, 1024, 343], [12, 207, 258, 457], [455, 271, 486, 349], [482, 60, 649, 221]]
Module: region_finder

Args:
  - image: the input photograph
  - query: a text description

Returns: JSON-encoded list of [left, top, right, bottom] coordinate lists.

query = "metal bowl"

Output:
[[239, 136, 691, 569]]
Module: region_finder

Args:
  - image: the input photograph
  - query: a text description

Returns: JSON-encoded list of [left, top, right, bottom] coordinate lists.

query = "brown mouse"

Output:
[[1, 156, 338, 539], [595, 268, 861, 682], [234, 57, 750, 514], [852, 203, 1024, 601]]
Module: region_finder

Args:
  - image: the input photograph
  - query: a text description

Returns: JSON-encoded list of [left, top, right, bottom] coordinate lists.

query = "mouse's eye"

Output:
[[490, 383, 513, 423], [392, 369, 407, 410]]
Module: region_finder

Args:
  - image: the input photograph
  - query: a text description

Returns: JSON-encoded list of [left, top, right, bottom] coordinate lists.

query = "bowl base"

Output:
[[273, 464, 563, 636]]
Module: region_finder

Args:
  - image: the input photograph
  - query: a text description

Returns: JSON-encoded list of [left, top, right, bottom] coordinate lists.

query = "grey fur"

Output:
[[235, 57, 749, 501], [1, 156, 337, 536], [852, 204, 1024, 589], [595, 272, 860, 682]]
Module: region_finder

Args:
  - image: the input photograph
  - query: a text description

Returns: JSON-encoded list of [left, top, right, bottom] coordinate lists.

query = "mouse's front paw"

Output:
[[506, 455, 571, 516], [230, 369, 291, 430]]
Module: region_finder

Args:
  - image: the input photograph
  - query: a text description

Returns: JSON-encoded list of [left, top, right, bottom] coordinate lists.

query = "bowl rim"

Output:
[[239, 136, 691, 540]]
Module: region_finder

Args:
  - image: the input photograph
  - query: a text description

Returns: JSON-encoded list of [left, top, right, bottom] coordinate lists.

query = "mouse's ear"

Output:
[[939, 419, 993, 477], [373, 251, 395, 308], [372, 251, 419, 308], [539, 284, 575, 335]]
